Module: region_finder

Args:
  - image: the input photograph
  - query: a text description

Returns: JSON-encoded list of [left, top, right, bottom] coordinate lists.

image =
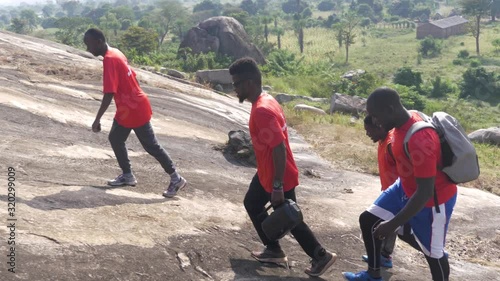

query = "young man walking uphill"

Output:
[[343, 87, 457, 281], [362, 116, 399, 269], [229, 57, 337, 277], [83, 28, 186, 198]]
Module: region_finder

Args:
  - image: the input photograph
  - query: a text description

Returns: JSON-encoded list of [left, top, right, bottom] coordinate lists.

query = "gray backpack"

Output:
[[404, 111, 480, 184]]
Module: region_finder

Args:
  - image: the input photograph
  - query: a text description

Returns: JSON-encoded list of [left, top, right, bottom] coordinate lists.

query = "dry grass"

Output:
[[284, 107, 500, 196]]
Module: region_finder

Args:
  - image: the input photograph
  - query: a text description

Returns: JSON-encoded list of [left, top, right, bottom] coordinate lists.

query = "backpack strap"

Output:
[[403, 121, 435, 159], [403, 116, 441, 213]]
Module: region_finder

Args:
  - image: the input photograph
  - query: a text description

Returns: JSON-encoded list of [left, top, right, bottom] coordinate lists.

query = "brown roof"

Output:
[[430, 16, 468, 29]]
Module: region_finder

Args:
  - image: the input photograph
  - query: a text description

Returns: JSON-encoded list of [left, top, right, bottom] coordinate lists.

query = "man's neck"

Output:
[[394, 109, 411, 128], [249, 91, 262, 104]]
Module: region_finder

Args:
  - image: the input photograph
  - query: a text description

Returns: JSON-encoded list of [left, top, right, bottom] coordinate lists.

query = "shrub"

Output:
[[393, 84, 426, 111], [418, 36, 442, 57], [469, 59, 481, 67], [393, 66, 423, 89], [460, 67, 500, 102], [429, 76, 457, 98], [457, 49, 469, 59]]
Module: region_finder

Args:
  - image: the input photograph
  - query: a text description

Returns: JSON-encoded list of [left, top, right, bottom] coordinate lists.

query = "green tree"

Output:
[[121, 26, 158, 55], [54, 17, 92, 46], [293, 14, 307, 54], [273, 27, 285, 49], [491, 0, 500, 21], [42, 4, 56, 18], [460, 0, 491, 55], [9, 18, 29, 34], [20, 9, 39, 32], [240, 0, 258, 15], [61, 0, 81, 17], [153, 0, 187, 48], [261, 15, 273, 42], [111, 6, 135, 22], [100, 12, 121, 37], [318, 0, 335, 11], [336, 13, 361, 64]]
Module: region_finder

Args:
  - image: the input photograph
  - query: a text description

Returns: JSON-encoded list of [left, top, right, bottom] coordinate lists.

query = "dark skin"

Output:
[[364, 122, 387, 143], [83, 34, 113, 133], [232, 74, 285, 206], [366, 99, 435, 243]]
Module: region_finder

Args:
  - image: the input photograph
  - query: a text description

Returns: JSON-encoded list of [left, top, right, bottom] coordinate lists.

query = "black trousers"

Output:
[[359, 211, 450, 281], [243, 174, 324, 259], [108, 120, 176, 175]]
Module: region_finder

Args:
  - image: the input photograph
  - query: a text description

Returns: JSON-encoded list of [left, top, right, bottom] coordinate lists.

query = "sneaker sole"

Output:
[[162, 181, 187, 198], [362, 255, 393, 268], [251, 253, 288, 264], [305, 253, 337, 277], [107, 182, 137, 187]]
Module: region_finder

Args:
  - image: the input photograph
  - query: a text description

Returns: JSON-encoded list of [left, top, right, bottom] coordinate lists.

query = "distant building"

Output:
[[416, 16, 468, 39]]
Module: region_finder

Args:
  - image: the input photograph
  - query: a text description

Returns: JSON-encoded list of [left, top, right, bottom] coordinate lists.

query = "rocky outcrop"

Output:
[[468, 127, 500, 146], [329, 93, 367, 116], [179, 16, 265, 64]]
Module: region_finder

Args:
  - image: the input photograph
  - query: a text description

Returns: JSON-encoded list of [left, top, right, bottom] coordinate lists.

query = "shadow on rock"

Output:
[[2, 186, 168, 211], [229, 258, 327, 281]]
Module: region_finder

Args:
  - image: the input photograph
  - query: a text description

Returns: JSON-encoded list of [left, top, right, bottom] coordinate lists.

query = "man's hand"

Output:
[[92, 119, 101, 132], [373, 220, 398, 240], [271, 189, 285, 207]]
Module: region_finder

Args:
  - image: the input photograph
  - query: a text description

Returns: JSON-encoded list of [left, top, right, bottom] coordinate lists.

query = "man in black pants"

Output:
[[343, 87, 457, 281], [83, 28, 186, 197], [229, 57, 336, 277]]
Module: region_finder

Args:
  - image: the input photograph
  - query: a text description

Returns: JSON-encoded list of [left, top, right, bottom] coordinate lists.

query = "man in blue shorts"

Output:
[[343, 87, 457, 281]]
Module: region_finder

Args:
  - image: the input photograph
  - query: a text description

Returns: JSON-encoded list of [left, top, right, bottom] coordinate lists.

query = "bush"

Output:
[[419, 36, 442, 57], [492, 38, 500, 52], [261, 49, 305, 77], [460, 67, 500, 102], [393, 84, 426, 111], [469, 59, 481, 67], [452, 59, 463, 65], [393, 66, 423, 89], [457, 49, 469, 59], [318, 0, 335, 11], [429, 76, 456, 98]]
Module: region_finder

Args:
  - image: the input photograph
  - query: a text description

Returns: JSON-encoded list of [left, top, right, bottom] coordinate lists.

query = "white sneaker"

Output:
[[107, 174, 137, 186]]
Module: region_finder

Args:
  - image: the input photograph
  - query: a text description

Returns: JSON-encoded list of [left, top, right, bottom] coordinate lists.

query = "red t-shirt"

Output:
[[378, 130, 398, 190], [103, 48, 152, 128], [249, 93, 299, 193], [392, 111, 457, 207]]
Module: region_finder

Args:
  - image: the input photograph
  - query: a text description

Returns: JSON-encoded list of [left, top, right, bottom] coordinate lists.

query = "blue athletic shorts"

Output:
[[367, 178, 457, 258]]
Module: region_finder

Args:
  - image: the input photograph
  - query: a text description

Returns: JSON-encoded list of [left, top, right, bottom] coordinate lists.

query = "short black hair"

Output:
[[367, 87, 402, 110], [228, 57, 262, 86], [85, 28, 106, 42]]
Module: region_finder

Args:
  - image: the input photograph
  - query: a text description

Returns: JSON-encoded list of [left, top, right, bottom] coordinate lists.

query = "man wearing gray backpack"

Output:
[[343, 87, 478, 281]]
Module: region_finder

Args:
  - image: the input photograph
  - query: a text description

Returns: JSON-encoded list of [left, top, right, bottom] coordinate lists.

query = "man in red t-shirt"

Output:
[[343, 87, 457, 281], [83, 28, 186, 197], [362, 116, 398, 268], [229, 58, 336, 277]]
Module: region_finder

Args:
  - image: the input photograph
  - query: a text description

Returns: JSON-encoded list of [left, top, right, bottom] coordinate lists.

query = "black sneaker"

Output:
[[251, 247, 288, 264], [305, 251, 337, 277]]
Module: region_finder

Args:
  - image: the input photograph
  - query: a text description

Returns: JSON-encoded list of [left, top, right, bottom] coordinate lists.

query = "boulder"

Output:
[[195, 69, 232, 85], [329, 93, 367, 116], [166, 69, 187, 79], [294, 104, 327, 115], [342, 69, 366, 80], [225, 130, 256, 166], [274, 93, 329, 104], [468, 127, 500, 146], [179, 16, 265, 64]]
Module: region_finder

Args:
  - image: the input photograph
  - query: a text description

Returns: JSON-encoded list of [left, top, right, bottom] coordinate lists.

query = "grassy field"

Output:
[[282, 106, 500, 196], [268, 22, 500, 82], [264, 21, 499, 196]]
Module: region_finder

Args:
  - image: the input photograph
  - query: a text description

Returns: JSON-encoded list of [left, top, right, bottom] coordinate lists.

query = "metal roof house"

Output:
[[416, 16, 469, 39]]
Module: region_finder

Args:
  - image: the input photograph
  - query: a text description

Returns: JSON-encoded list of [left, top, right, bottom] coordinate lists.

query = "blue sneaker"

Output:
[[342, 271, 383, 281], [361, 255, 393, 268]]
